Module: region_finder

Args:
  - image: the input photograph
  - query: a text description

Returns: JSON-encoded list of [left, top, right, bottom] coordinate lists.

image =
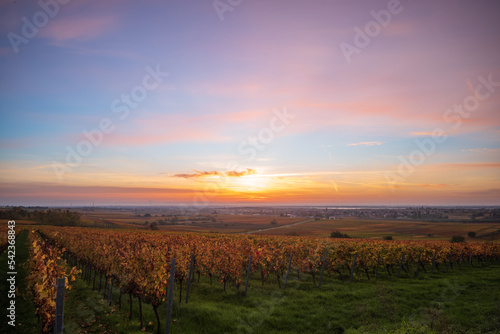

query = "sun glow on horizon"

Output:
[[229, 174, 273, 192]]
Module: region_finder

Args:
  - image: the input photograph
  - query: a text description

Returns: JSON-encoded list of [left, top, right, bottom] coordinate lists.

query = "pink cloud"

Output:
[[462, 148, 500, 152], [186, 109, 268, 125], [0, 47, 13, 56], [347, 141, 383, 146], [40, 15, 118, 41], [436, 162, 500, 169], [94, 108, 278, 147], [106, 126, 229, 147], [410, 132, 434, 136], [384, 21, 419, 36], [0, 182, 195, 204]]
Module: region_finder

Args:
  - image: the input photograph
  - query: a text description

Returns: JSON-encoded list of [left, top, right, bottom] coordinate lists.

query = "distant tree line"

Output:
[[0, 207, 81, 226]]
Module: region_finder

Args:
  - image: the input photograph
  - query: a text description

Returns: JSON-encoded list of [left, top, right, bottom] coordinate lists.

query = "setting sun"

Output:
[[228, 174, 273, 193]]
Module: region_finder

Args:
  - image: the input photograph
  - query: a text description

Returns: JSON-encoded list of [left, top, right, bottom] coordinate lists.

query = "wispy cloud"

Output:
[[393, 183, 451, 190], [0, 47, 12, 56], [410, 131, 434, 136], [437, 162, 500, 168], [174, 168, 257, 179], [347, 141, 383, 146], [461, 148, 500, 152], [41, 15, 119, 42], [101, 109, 272, 147]]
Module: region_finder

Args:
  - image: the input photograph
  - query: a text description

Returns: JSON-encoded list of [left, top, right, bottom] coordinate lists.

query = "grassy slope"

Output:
[[61, 259, 500, 333]]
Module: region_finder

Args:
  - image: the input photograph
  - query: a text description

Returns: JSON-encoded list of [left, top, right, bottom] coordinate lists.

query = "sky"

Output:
[[0, 0, 499, 207]]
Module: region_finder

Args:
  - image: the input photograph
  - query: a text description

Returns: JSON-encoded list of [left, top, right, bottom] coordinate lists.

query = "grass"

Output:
[[0, 229, 39, 334], [60, 257, 500, 333], [63, 278, 150, 334]]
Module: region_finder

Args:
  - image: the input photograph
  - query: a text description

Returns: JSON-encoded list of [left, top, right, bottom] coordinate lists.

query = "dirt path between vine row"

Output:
[[240, 219, 315, 235]]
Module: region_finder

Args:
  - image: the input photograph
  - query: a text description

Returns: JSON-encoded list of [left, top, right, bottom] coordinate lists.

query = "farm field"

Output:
[[68, 207, 500, 241], [151, 214, 306, 234], [170, 214, 306, 233], [75, 209, 307, 233], [253, 218, 500, 240]]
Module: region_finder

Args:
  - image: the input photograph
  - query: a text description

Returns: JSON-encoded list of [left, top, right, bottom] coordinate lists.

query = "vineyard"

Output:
[[27, 231, 79, 332], [22, 225, 499, 333]]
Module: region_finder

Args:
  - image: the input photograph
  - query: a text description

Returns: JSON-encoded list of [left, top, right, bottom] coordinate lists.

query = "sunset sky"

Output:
[[1, 0, 499, 206]]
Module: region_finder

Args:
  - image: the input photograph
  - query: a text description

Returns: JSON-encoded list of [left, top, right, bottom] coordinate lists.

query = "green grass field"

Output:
[[58, 255, 500, 333], [0, 230, 39, 334]]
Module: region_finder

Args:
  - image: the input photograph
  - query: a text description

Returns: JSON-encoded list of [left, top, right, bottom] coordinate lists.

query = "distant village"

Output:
[[199, 206, 499, 222], [81, 205, 500, 224]]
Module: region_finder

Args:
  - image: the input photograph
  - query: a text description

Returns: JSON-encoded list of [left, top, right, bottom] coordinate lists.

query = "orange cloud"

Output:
[[410, 132, 435, 136], [437, 162, 500, 169], [393, 183, 450, 190], [461, 148, 500, 152], [0, 182, 195, 204], [174, 168, 257, 179]]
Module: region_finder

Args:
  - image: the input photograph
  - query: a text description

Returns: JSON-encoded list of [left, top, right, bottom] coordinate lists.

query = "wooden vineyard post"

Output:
[[54, 277, 65, 334], [165, 258, 176, 334], [488, 251, 494, 266], [108, 278, 113, 306], [415, 253, 421, 277], [469, 252, 473, 267], [102, 276, 107, 298], [93, 266, 97, 290], [431, 250, 437, 274], [349, 253, 357, 283], [318, 251, 328, 287], [459, 250, 464, 270], [446, 253, 453, 273], [244, 255, 252, 296], [397, 252, 405, 278], [284, 253, 293, 290], [185, 254, 195, 304], [375, 252, 380, 281]]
